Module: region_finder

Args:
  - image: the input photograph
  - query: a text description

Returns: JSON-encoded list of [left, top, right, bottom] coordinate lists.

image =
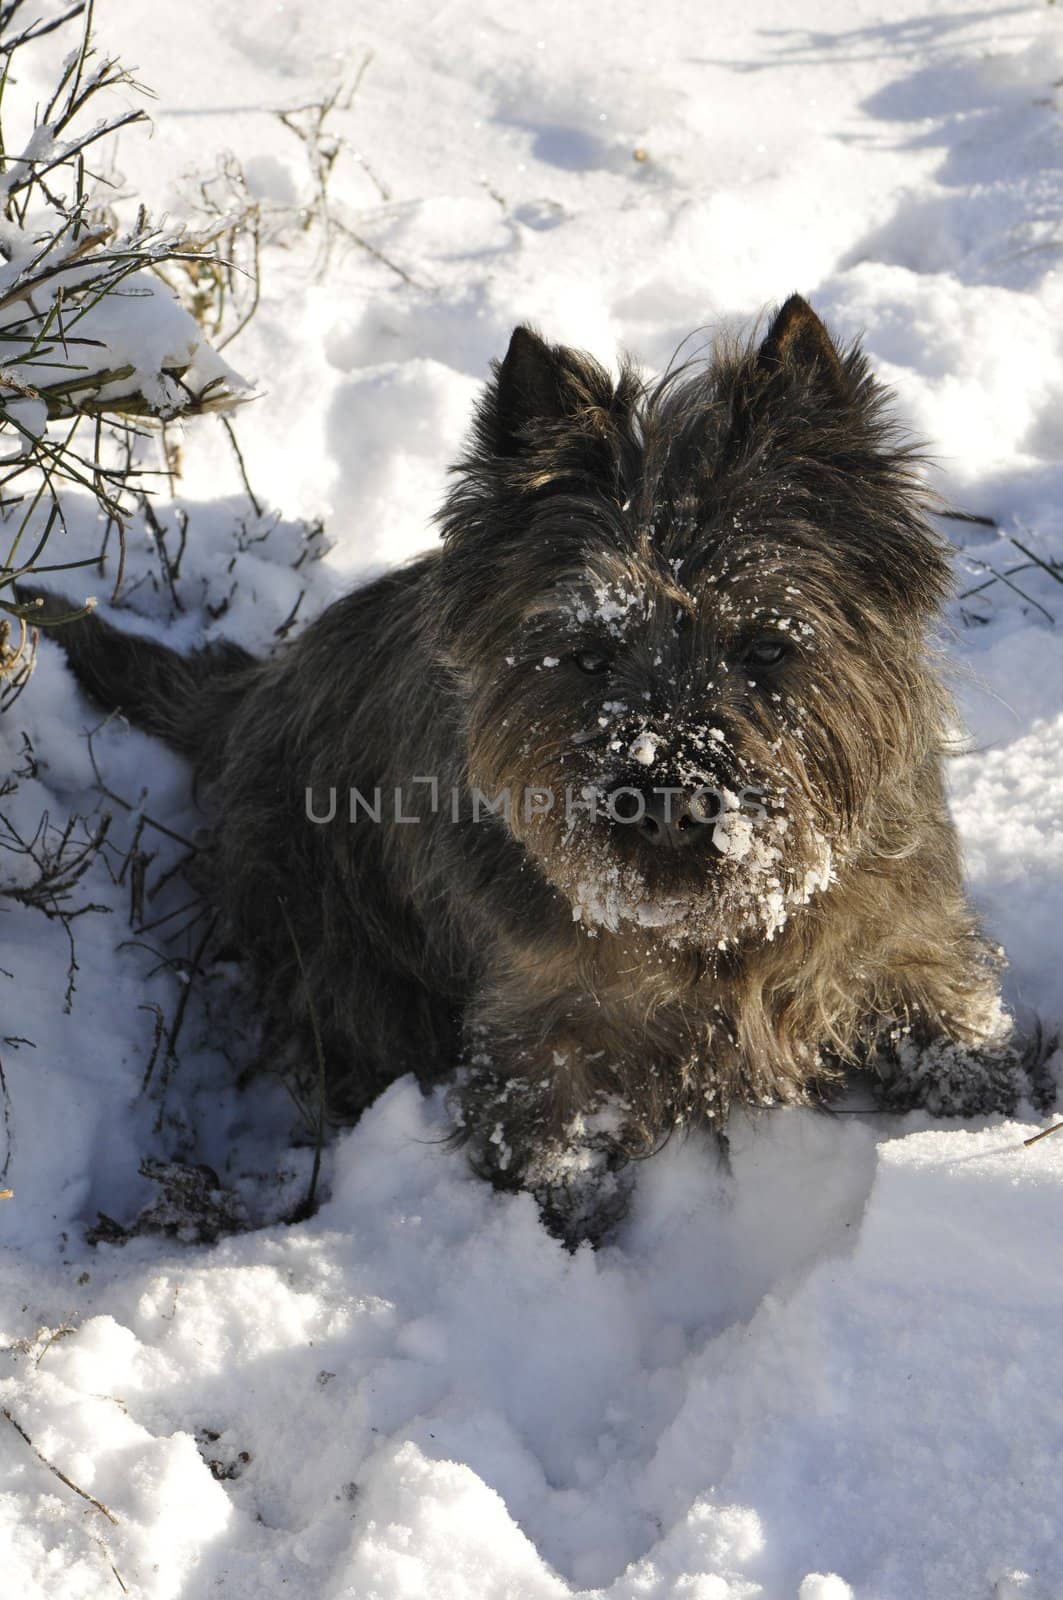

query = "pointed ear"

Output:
[[755, 295, 852, 402], [491, 325, 582, 456]]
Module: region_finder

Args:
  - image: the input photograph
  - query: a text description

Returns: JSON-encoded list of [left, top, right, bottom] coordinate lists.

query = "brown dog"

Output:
[[33, 296, 1043, 1242]]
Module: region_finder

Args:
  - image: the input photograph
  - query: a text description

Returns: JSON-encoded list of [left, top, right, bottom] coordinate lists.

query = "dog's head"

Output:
[[433, 297, 952, 944]]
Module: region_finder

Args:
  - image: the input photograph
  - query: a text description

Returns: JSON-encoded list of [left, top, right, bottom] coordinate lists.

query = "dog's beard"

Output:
[[468, 672, 847, 947], [513, 786, 836, 946]]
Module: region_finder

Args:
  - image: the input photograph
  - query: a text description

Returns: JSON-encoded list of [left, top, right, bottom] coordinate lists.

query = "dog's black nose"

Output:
[[640, 789, 708, 849], [608, 785, 716, 850]]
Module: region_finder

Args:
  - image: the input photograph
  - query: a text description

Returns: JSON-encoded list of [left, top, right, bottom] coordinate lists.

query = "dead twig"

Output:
[[221, 415, 262, 517], [85, 721, 197, 851], [957, 559, 1055, 624], [937, 507, 999, 529], [2, 1405, 119, 1524], [1024, 1120, 1063, 1147], [278, 896, 327, 1218], [1008, 535, 1063, 591]]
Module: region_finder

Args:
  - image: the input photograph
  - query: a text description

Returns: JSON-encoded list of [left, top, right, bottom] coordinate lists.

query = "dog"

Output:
[[29, 295, 1045, 1242]]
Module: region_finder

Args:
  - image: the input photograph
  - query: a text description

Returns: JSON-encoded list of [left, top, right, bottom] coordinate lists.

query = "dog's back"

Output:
[[25, 561, 473, 1113]]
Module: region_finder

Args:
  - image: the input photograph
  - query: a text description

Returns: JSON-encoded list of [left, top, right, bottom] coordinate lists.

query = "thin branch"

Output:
[[278, 896, 327, 1218], [1024, 1120, 1063, 1147], [2, 1406, 119, 1524], [1007, 536, 1063, 591], [221, 415, 262, 516], [937, 507, 998, 529]]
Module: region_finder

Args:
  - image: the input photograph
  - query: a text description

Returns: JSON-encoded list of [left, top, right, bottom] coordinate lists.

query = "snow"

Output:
[[629, 731, 658, 766], [3, 0, 1063, 1596]]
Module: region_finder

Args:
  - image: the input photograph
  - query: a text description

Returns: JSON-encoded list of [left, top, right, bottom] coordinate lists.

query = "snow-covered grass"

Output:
[[2, 1, 1063, 1595]]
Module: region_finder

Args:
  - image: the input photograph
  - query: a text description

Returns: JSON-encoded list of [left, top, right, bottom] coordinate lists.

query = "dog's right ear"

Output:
[[754, 295, 853, 404], [490, 326, 582, 456]]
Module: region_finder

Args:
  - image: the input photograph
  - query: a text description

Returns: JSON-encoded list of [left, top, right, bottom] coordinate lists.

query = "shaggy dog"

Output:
[[32, 296, 1045, 1240]]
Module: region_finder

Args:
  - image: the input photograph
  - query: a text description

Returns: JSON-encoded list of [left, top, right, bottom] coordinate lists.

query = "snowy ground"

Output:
[[3, 1, 1063, 1595]]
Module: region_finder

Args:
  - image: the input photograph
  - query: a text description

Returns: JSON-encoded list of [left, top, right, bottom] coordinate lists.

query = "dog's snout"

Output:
[[607, 783, 718, 850]]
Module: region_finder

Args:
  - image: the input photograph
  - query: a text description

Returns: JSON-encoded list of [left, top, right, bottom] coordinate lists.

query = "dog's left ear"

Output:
[[755, 295, 852, 403], [491, 326, 591, 456]]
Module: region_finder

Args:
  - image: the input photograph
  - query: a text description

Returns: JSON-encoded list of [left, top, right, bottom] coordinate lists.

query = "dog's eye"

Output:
[[743, 635, 791, 670], [573, 648, 611, 675]]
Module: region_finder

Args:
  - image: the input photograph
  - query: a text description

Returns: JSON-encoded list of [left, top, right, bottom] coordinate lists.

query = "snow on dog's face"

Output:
[[433, 301, 952, 946], [444, 538, 836, 945]]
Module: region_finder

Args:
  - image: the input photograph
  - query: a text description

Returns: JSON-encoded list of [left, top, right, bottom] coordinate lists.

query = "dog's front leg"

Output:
[[452, 981, 643, 1246], [871, 993, 1055, 1117]]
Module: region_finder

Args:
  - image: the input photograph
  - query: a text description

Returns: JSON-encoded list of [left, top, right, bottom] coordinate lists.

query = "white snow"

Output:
[[629, 731, 659, 766], [3, 1, 1063, 1597]]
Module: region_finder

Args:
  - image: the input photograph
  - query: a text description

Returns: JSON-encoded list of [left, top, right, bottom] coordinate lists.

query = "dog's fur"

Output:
[[32, 295, 1043, 1241]]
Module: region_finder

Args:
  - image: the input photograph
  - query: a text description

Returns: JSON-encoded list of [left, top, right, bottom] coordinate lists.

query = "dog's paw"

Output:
[[526, 1135, 637, 1250], [459, 1078, 639, 1249], [874, 1030, 1057, 1119]]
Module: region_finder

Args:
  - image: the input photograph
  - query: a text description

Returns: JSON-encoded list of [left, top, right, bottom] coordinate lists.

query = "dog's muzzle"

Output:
[[605, 781, 721, 852]]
